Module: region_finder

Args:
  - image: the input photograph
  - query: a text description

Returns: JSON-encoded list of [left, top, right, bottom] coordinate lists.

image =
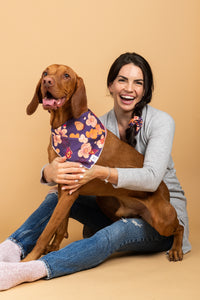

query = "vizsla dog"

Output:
[[24, 64, 183, 262]]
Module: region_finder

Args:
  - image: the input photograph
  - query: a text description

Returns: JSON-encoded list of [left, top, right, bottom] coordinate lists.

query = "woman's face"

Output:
[[109, 63, 144, 114]]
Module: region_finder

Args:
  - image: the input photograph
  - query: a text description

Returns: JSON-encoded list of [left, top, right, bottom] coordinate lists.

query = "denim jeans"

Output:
[[9, 193, 173, 279]]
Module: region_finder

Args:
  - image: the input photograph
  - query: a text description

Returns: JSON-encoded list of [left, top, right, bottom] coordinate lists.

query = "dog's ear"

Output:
[[71, 77, 88, 119], [26, 79, 42, 115]]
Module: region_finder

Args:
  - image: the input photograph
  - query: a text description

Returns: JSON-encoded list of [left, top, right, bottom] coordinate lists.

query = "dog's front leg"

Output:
[[22, 192, 78, 262], [44, 212, 70, 254]]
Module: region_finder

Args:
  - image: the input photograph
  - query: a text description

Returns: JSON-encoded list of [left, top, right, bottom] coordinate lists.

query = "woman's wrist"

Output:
[[94, 165, 118, 185], [104, 167, 111, 183]]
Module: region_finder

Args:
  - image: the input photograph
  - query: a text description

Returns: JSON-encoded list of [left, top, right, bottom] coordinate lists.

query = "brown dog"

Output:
[[24, 64, 183, 262]]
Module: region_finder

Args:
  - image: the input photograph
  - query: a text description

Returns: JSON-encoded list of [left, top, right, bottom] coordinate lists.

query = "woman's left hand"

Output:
[[61, 165, 98, 195], [62, 165, 118, 194]]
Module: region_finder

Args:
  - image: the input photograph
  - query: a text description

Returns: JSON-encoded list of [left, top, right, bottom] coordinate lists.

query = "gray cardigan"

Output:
[[100, 105, 191, 254]]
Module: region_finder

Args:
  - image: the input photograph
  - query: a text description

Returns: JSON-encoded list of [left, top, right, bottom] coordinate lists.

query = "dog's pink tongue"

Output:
[[42, 98, 57, 109]]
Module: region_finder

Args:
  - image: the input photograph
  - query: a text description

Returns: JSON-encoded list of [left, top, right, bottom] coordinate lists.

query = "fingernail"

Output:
[[69, 191, 72, 195], [79, 175, 84, 178], [81, 169, 86, 172], [62, 187, 66, 190], [80, 164, 84, 167], [75, 179, 79, 182]]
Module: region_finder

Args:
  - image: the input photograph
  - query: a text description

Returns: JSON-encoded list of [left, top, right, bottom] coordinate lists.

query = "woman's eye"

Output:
[[136, 81, 143, 85], [118, 78, 125, 82]]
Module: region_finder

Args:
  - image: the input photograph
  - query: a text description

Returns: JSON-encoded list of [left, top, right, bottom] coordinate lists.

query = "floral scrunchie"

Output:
[[128, 116, 143, 135]]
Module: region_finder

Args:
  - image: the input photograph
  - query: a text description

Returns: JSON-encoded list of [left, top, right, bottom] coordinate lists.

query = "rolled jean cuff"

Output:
[[39, 258, 52, 279]]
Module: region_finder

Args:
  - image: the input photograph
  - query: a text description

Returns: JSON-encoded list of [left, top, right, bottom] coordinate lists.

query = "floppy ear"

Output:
[[71, 77, 88, 119], [26, 78, 42, 115]]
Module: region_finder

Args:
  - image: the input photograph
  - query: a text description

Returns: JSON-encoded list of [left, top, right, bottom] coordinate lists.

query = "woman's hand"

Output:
[[43, 156, 86, 186], [62, 165, 98, 194]]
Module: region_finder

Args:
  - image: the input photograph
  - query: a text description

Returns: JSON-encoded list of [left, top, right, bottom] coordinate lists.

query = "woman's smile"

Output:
[[109, 63, 144, 113], [120, 94, 136, 105]]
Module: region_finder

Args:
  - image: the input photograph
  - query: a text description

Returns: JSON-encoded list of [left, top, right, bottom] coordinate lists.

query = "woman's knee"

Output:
[[100, 219, 130, 245], [103, 218, 148, 245], [40, 193, 58, 212]]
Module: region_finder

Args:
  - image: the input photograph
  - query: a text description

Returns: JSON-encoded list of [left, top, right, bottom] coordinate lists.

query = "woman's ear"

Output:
[[26, 78, 42, 115], [108, 83, 113, 96], [71, 76, 88, 118]]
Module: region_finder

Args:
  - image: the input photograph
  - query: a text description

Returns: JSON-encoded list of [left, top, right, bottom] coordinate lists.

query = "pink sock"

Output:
[[0, 240, 21, 262], [0, 261, 47, 291]]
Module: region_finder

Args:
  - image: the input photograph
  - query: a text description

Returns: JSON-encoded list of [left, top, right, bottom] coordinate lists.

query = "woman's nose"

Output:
[[125, 82, 134, 92]]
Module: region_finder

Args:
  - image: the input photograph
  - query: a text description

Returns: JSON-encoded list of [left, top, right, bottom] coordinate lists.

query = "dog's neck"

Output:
[[49, 101, 88, 129], [50, 105, 73, 129]]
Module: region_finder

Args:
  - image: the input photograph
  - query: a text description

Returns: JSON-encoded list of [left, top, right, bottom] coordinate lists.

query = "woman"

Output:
[[0, 52, 191, 290]]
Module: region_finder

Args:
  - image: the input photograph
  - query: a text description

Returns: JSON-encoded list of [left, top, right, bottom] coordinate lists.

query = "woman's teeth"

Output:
[[120, 95, 135, 100]]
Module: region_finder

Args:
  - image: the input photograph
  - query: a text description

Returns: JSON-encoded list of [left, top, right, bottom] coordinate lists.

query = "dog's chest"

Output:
[[51, 110, 107, 168]]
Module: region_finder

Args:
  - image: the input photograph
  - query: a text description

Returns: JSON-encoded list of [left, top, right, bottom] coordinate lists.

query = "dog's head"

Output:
[[26, 64, 88, 120]]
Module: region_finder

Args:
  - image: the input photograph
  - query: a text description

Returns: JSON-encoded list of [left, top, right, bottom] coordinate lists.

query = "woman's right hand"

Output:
[[43, 156, 86, 185]]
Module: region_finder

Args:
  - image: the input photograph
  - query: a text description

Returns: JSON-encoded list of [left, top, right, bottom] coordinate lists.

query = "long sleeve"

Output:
[[40, 164, 57, 186], [100, 106, 175, 192]]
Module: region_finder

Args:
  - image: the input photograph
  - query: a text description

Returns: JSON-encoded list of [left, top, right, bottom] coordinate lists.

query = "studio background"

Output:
[[0, 0, 199, 298]]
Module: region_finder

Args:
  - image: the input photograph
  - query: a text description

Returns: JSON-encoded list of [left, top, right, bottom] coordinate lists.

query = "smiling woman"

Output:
[[0, 52, 191, 291], [107, 52, 153, 145]]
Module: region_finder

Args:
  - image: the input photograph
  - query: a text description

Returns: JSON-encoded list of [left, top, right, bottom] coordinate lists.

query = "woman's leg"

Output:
[[39, 218, 173, 279], [0, 218, 173, 290]]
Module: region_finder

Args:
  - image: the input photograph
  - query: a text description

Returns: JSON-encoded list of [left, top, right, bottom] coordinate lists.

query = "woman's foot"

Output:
[[0, 240, 21, 262], [0, 261, 47, 291]]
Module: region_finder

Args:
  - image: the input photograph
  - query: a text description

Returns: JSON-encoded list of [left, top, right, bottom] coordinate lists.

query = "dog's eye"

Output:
[[64, 73, 70, 78], [43, 71, 48, 77]]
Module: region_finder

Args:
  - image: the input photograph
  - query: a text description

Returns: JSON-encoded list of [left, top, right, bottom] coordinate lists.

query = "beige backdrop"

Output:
[[0, 0, 199, 253]]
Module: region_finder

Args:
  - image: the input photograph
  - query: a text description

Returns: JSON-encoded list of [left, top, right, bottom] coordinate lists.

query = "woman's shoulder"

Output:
[[99, 109, 115, 124], [144, 104, 173, 119], [99, 109, 118, 132], [99, 109, 119, 136], [144, 105, 175, 129]]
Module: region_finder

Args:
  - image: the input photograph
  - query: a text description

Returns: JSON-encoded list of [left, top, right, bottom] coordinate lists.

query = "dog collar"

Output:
[[51, 110, 107, 169]]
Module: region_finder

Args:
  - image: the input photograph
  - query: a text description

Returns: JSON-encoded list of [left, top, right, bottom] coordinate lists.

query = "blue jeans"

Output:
[[9, 193, 173, 279]]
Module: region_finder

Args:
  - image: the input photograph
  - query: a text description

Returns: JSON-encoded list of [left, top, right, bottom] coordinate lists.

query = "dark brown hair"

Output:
[[107, 52, 154, 147]]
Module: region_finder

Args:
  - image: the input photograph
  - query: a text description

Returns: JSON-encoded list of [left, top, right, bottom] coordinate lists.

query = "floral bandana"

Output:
[[128, 116, 143, 135], [51, 110, 107, 169]]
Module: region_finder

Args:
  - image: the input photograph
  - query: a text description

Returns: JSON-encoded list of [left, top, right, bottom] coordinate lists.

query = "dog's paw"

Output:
[[168, 248, 183, 261], [44, 244, 60, 254]]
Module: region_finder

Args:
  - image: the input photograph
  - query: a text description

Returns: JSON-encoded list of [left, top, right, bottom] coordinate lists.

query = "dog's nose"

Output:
[[43, 77, 55, 87]]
